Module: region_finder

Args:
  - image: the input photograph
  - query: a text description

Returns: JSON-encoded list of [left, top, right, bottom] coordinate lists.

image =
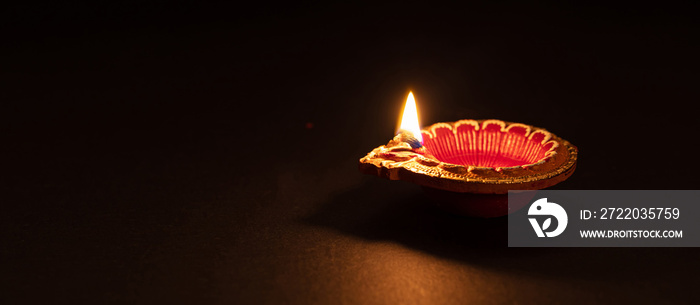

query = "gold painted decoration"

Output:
[[359, 119, 577, 194]]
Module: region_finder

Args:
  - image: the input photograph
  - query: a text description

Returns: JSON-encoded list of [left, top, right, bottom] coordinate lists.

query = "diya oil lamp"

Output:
[[359, 92, 578, 218]]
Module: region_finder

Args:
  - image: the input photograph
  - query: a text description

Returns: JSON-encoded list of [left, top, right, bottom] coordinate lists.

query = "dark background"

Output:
[[2, 1, 699, 304]]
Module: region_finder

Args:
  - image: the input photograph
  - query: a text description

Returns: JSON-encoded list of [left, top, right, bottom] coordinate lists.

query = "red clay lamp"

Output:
[[359, 92, 578, 217]]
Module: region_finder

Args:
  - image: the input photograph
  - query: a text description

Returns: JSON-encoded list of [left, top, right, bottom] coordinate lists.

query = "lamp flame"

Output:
[[398, 92, 423, 143]]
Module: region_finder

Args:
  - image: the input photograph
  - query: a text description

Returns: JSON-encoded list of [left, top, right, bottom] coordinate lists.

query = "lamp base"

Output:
[[422, 187, 536, 218]]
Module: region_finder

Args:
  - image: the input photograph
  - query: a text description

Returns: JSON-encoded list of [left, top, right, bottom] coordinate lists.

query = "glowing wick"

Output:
[[397, 92, 423, 148]]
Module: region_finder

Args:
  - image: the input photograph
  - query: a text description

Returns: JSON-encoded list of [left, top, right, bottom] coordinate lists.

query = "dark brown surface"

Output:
[[3, 2, 700, 304]]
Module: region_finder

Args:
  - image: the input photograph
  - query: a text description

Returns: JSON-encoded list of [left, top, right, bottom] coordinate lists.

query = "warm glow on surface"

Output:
[[398, 92, 423, 143]]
